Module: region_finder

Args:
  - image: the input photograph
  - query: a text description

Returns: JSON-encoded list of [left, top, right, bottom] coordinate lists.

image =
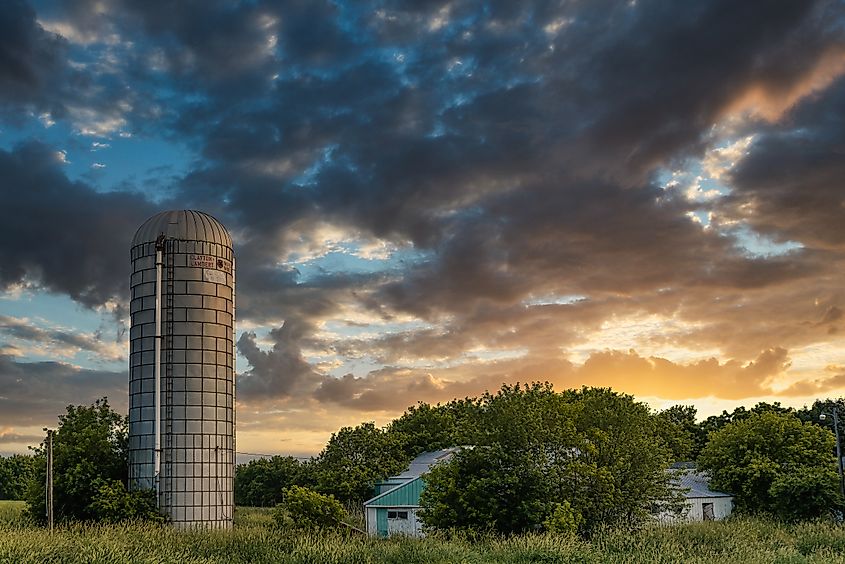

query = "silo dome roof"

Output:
[[132, 210, 232, 247]]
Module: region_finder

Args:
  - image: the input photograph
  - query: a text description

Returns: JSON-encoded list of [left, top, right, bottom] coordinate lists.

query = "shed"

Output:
[[659, 467, 734, 523], [363, 447, 459, 537]]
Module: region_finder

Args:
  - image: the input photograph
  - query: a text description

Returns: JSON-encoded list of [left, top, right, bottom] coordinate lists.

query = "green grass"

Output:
[[1, 507, 844, 563], [0, 501, 26, 525]]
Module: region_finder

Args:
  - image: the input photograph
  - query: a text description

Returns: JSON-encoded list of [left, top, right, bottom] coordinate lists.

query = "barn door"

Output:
[[387, 509, 415, 536]]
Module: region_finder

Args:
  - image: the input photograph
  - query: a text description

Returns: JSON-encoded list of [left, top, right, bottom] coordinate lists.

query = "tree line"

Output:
[[236, 387, 845, 533], [3, 389, 843, 531]]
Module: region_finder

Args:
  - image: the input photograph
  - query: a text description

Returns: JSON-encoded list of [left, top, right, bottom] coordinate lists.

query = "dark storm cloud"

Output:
[[563, 0, 838, 177], [0, 142, 157, 308], [0, 354, 126, 425], [236, 319, 322, 399], [726, 76, 845, 250], [7, 0, 845, 417], [167, 0, 844, 407], [0, 0, 65, 113]]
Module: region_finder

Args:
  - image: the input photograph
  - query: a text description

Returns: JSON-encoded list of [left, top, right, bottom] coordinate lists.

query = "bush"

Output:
[[88, 480, 164, 523], [543, 501, 583, 535], [272, 486, 346, 531]]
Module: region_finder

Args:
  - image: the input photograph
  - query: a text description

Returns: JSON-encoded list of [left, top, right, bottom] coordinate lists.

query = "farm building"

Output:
[[659, 467, 734, 523], [364, 448, 459, 537]]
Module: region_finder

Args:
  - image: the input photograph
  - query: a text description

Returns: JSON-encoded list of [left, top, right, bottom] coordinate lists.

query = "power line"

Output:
[[235, 451, 311, 460]]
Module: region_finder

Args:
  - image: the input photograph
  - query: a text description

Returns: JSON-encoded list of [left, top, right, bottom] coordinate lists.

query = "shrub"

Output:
[[543, 501, 582, 535], [272, 486, 346, 530], [88, 480, 164, 523]]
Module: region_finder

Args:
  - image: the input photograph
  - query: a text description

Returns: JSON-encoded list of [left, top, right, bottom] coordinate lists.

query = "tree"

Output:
[[420, 384, 680, 535], [563, 387, 681, 530], [699, 402, 795, 443], [655, 405, 700, 461], [796, 398, 845, 433], [387, 401, 475, 458], [272, 485, 346, 530], [0, 454, 36, 500], [235, 456, 313, 507], [25, 398, 159, 523], [315, 422, 408, 505], [699, 410, 843, 520]]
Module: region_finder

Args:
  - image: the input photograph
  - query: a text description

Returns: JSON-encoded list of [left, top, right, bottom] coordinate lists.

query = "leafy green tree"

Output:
[[25, 398, 158, 523], [421, 444, 556, 534], [387, 400, 477, 458], [0, 454, 37, 500], [563, 387, 681, 530], [315, 422, 408, 504], [272, 485, 346, 530], [235, 456, 313, 507], [699, 410, 843, 520], [796, 398, 845, 433], [656, 405, 704, 461], [421, 384, 680, 535], [699, 402, 795, 443]]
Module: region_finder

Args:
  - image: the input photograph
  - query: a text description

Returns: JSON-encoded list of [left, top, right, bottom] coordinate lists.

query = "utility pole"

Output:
[[820, 407, 845, 500], [45, 429, 54, 533]]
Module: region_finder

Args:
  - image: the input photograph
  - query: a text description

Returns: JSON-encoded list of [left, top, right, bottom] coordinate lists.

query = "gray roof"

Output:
[[387, 447, 461, 481], [671, 469, 732, 498], [132, 210, 232, 247]]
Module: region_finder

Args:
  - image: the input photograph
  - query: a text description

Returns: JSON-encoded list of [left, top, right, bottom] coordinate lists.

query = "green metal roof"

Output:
[[364, 476, 425, 507]]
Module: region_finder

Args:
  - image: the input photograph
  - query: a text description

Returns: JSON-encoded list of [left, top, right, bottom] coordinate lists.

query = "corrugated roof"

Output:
[[132, 210, 232, 247], [671, 469, 732, 498], [364, 448, 460, 506], [390, 447, 461, 481]]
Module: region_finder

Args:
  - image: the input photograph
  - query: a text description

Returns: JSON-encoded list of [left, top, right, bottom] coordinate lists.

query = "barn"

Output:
[[660, 467, 734, 523], [363, 448, 459, 537]]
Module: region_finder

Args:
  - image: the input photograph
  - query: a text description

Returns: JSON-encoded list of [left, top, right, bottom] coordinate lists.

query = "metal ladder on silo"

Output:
[[163, 239, 175, 511]]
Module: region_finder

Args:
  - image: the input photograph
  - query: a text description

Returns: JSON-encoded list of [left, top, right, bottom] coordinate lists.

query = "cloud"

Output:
[[777, 365, 845, 397], [724, 77, 845, 251], [0, 355, 125, 427], [236, 319, 322, 399], [2, 0, 845, 453], [0, 142, 157, 309], [0, 427, 42, 447], [0, 0, 66, 112], [0, 314, 123, 361]]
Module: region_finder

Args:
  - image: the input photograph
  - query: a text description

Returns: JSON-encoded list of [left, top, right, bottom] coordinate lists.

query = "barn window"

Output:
[[387, 510, 408, 519], [702, 503, 714, 521]]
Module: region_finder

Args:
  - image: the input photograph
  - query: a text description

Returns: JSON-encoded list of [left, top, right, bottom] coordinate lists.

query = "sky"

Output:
[[2, 0, 845, 458]]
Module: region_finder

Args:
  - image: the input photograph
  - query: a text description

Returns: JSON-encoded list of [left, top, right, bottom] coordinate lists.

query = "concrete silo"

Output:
[[128, 210, 235, 528]]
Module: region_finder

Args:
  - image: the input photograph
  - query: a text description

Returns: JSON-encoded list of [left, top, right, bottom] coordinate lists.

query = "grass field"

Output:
[[2, 500, 845, 563]]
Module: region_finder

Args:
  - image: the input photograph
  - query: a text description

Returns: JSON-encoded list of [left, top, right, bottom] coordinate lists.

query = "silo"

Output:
[[128, 210, 235, 528]]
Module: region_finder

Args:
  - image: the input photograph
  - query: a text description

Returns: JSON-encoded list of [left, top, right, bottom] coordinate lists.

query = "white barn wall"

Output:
[[366, 507, 378, 536], [657, 496, 734, 523]]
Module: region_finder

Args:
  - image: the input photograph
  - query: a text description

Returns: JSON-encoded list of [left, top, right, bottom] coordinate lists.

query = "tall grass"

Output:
[[0, 500, 26, 526], [1, 509, 844, 563]]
